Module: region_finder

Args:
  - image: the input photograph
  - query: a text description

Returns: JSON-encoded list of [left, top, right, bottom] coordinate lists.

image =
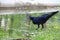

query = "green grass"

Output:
[[0, 13, 60, 40]]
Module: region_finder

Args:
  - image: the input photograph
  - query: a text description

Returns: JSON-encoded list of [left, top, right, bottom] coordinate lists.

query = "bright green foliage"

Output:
[[0, 12, 60, 40]]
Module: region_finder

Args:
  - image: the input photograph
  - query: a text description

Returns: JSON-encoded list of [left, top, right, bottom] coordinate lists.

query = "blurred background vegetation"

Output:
[[0, 12, 60, 40], [0, 1, 60, 40]]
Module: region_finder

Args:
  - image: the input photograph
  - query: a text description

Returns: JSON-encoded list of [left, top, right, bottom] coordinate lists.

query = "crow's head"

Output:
[[29, 16, 34, 20]]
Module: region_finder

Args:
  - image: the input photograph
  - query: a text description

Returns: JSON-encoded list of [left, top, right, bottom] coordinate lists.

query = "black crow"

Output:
[[29, 11, 59, 30]]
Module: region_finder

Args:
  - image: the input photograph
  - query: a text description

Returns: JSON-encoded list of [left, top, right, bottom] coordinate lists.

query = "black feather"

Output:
[[29, 11, 59, 30]]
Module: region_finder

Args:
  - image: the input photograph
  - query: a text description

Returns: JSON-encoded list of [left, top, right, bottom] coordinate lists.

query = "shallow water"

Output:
[[0, 8, 59, 15]]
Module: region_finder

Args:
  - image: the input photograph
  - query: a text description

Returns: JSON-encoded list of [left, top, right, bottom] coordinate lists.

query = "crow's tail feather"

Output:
[[47, 11, 59, 19]]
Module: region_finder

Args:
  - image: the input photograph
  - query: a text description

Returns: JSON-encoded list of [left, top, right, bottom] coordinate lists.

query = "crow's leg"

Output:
[[41, 24, 44, 30], [36, 24, 40, 30]]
